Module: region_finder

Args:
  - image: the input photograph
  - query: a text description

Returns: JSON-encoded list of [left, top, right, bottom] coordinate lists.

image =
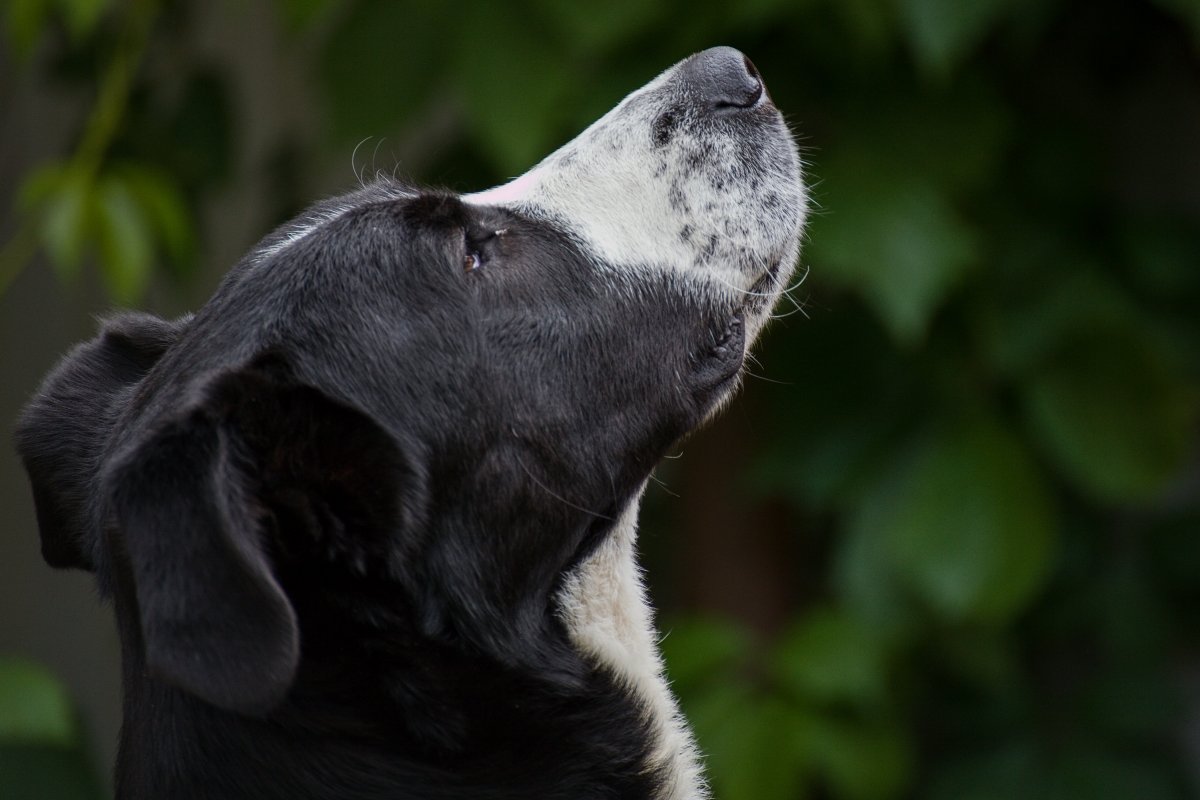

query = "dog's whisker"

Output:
[[647, 471, 679, 498], [708, 261, 808, 303], [739, 351, 790, 385], [770, 297, 810, 320], [708, 272, 774, 299], [743, 370, 793, 385]]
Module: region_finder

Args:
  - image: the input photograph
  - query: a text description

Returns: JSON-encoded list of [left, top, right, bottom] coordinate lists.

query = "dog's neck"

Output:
[[557, 488, 707, 800]]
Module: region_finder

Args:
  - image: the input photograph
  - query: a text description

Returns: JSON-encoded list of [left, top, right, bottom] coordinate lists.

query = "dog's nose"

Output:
[[680, 46, 764, 111]]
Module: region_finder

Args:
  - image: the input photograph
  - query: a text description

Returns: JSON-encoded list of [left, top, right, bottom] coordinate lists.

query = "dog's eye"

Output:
[[463, 228, 507, 273]]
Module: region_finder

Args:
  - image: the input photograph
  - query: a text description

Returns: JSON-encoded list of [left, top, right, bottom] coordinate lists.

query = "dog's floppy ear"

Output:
[[106, 356, 415, 715], [16, 312, 186, 571]]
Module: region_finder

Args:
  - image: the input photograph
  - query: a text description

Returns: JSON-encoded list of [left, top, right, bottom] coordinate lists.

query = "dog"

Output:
[[16, 46, 806, 799]]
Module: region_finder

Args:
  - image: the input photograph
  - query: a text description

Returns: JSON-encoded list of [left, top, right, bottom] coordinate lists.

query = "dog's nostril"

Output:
[[741, 56, 765, 106], [743, 55, 761, 82], [681, 46, 765, 112]]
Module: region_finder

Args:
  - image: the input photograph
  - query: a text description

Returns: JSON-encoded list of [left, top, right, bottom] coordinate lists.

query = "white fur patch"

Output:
[[556, 488, 708, 800]]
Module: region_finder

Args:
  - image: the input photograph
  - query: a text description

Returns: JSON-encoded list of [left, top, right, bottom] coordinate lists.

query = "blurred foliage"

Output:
[[0, 659, 104, 799], [4, 0, 1200, 798]]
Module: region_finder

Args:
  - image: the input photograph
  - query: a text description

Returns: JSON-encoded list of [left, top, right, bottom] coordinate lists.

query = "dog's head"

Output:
[[17, 48, 805, 722]]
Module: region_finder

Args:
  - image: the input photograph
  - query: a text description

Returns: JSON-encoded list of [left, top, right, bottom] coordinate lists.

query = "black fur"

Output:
[[15, 46, 803, 799], [15, 190, 743, 799]]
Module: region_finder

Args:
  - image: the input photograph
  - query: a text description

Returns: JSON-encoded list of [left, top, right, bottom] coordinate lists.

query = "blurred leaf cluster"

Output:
[[4, 0, 220, 300], [0, 659, 103, 799], [4, 0, 1200, 798]]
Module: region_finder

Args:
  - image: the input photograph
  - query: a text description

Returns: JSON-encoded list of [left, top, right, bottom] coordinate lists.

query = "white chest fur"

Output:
[[556, 489, 708, 800]]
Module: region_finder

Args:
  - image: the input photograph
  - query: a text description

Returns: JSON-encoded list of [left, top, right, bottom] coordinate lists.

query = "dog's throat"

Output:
[[556, 490, 707, 800]]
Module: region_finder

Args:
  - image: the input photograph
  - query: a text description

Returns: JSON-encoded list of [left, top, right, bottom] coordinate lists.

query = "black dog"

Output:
[[17, 47, 806, 799]]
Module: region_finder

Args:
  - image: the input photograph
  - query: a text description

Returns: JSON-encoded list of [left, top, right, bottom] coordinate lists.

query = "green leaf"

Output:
[[749, 308, 922, 508], [1119, 218, 1200, 300], [94, 175, 154, 303], [1021, 333, 1194, 503], [686, 684, 811, 800], [319, 0, 443, 142], [893, 0, 1013, 78], [39, 168, 96, 282], [0, 745, 105, 800], [18, 161, 69, 211], [0, 659, 78, 747], [114, 164, 195, 268], [453, 4, 575, 173], [926, 745, 1040, 800], [1147, 511, 1200, 599], [934, 626, 1018, 690], [56, 0, 108, 42], [981, 267, 1138, 379], [1094, 555, 1174, 659], [1045, 749, 1179, 800], [806, 154, 978, 345], [167, 69, 236, 186], [726, 0, 809, 32], [1083, 662, 1180, 743], [6, 0, 51, 60], [853, 413, 1057, 622], [274, 0, 339, 33], [773, 607, 890, 707], [845, 84, 1012, 197], [0, 746, 105, 800], [832, 522, 921, 641], [659, 617, 752, 693], [532, 0, 669, 54], [833, 0, 901, 54], [807, 715, 913, 800]]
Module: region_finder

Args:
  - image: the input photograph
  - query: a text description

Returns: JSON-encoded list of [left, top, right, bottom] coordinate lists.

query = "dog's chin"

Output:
[[689, 311, 747, 418]]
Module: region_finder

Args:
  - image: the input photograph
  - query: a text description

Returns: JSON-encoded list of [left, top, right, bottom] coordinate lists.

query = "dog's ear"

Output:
[[106, 357, 416, 715], [16, 312, 186, 571]]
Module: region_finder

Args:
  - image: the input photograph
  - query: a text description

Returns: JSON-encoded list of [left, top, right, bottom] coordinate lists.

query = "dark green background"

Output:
[[2, 0, 1198, 798]]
